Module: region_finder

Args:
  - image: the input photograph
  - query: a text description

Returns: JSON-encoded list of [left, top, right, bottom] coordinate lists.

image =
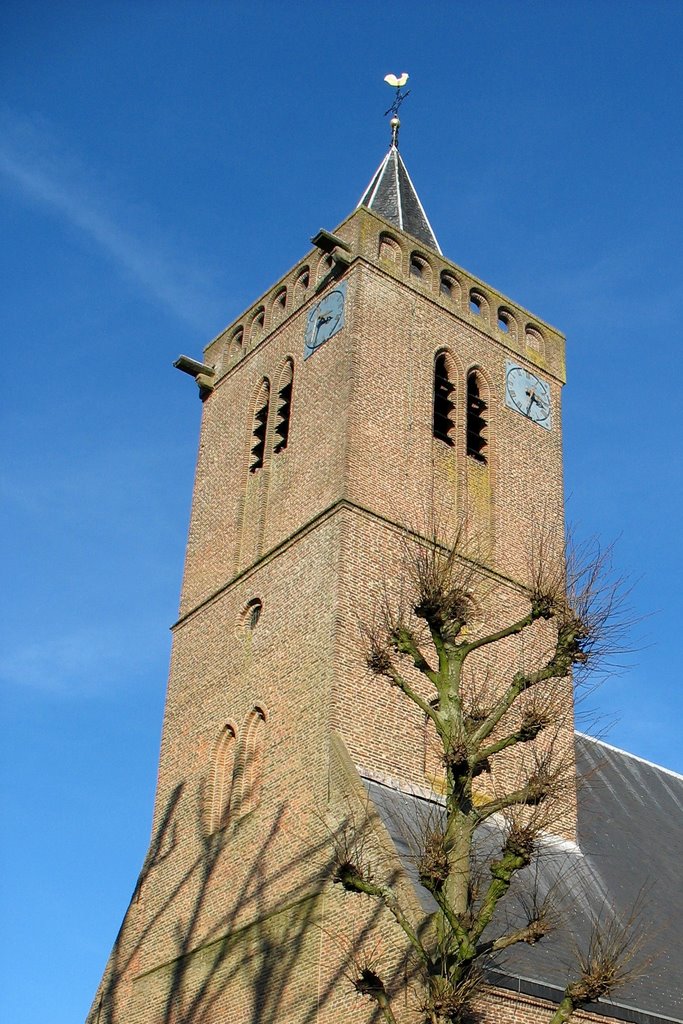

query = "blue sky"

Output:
[[1, 2, 682, 1021]]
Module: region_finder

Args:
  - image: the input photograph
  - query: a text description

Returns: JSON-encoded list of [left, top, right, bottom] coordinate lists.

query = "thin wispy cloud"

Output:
[[527, 242, 681, 332], [0, 625, 164, 696], [0, 108, 223, 332]]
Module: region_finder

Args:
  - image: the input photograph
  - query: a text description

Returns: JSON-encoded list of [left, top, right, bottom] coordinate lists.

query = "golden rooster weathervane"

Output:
[[384, 72, 410, 146]]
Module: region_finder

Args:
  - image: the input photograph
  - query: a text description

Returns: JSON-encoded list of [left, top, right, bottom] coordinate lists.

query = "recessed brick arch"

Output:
[[378, 232, 402, 264], [439, 271, 461, 305], [233, 706, 267, 817], [468, 289, 490, 322], [271, 286, 287, 324], [207, 723, 237, 833], [409, 251, 433, 287]]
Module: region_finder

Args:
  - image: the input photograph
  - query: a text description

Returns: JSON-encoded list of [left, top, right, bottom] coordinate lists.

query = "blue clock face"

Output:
[[304, 282, 346, 359], [505, 362, 552, 430]]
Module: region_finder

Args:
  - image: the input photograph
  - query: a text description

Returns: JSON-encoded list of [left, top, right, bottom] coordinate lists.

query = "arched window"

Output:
[[410, 253, 432, 285], [440, 273, 458, 300], [318, 253, 335, 281], [466, 370, 488, 464], [433, 353, 455, 446], [209, 725, 237, 832], [294, 267, 310, 301], [469, 291, 483, 316], [249, 380, 270, 472], [379, 233, 401, 263], [234, 708, 267, 816], [272, 287, 287, 322], [230, 327, 244, 361], [251, 307, 265, 341], [273, 359, 294, 454], [525, 326, 545, 353], [497, 308, 517, 342], [244, 597, 262, 629]]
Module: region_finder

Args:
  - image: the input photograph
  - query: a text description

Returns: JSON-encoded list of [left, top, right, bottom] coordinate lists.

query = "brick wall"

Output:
[[89, 206, 581, 1024]]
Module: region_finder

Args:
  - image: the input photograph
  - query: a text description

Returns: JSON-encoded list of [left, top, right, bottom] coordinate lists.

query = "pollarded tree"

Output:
[[333, 527, 640, 1024]]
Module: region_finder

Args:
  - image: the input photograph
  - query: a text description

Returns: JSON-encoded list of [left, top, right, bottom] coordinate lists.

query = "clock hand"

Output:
[[525, 388, 537, 415], [310, 313, 333, 349]]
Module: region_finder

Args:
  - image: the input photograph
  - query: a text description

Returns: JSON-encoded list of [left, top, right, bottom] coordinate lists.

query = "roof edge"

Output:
[[488, 970, 683, 1024], [576, 732, 683, 781]]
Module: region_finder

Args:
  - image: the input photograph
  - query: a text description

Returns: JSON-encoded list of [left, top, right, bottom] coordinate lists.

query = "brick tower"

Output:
[[88, 119, 573, 1024]]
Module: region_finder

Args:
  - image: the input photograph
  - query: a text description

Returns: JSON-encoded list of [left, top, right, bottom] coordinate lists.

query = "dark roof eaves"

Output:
[[487, 971, 683, 1024]]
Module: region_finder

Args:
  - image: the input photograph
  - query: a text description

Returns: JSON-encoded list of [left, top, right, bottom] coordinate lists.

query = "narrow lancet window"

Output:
[[466, 371, 488, 463], [433, 353, 455, 446], [273, 360, 294, 454], [250, 380, 270, 472]]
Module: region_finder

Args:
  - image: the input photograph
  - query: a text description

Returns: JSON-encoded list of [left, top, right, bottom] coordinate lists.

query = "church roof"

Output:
[[358, 142, 442, 254], [361, 734, 683, 1023]]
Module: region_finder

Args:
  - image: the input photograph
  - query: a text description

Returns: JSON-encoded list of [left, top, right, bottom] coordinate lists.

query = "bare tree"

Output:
[[333, 524, 639, 1024]]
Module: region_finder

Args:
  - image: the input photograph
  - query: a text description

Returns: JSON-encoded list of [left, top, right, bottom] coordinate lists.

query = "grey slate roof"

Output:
[[358, 144, 442, 254], [362, 734, 683, 1023]]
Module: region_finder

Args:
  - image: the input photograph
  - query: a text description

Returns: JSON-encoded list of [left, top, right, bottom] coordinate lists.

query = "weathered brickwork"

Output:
[[88, 202, 586, 1024]]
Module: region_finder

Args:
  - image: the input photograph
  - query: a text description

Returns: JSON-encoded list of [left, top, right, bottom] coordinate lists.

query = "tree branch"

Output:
[[468, 848, 531, 945], [354, 970, 399, 1024], [470, 646, 572, 750], [477, 917, 549, 955], [475, 779, 549, 821], [385, 666, 442, 728], [335, 866, 429, 966], [474, 718, 546, 765], [468, 673, 528, 748], [428, 888, 476, 961], [392, 627, 439, 687], [459, 611, 535, 658]]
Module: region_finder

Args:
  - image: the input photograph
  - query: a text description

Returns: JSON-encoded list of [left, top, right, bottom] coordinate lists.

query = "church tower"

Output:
[[88, 110, 573, 1024]]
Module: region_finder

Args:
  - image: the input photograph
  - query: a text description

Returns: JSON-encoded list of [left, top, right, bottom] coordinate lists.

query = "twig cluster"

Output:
[[334, 525, 639, 1024]]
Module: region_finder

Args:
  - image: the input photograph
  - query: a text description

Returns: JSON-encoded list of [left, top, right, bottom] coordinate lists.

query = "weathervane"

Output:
[[384, 72, 410, 146]]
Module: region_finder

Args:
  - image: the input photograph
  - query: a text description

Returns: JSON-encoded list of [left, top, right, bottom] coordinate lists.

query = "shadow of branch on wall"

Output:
[[87, 776, 411, 1024]]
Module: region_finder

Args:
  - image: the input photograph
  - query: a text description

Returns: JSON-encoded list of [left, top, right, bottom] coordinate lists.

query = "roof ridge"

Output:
[[576, 731, 683, 781]]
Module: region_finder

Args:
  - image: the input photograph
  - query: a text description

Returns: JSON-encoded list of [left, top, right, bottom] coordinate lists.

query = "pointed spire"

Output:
[[358, 73, 441, 253], [358, 139, 442, 254]]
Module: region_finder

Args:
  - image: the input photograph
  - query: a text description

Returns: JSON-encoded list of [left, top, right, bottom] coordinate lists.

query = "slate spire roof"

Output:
[[358, 134, 442, 254]]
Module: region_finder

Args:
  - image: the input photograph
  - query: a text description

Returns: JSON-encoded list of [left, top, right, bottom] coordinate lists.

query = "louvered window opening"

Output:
[[433, 354, 455, 446], [273, 365, 293, 454], [250, 384, 270, 472], [467, 372, 487, 463]]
